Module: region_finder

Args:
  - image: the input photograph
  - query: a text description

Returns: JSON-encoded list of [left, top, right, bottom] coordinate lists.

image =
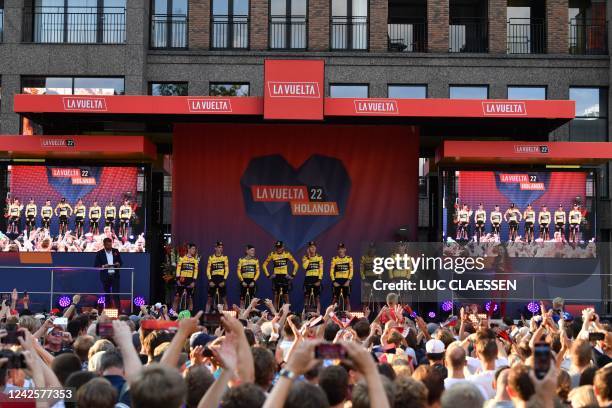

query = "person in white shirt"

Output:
[[445, 343, 488, 400], [467, 337, 499, 399]]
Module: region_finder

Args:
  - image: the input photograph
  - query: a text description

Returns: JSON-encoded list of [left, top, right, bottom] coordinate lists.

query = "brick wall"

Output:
[[428, 0, 449, 52], [189, 0, 210, 49], [488, 0, 506, 53], [250, 0, 269, 50], [547, 0, 568, 54], [369, 0, 388, 52], [309, 0, 329, 50]]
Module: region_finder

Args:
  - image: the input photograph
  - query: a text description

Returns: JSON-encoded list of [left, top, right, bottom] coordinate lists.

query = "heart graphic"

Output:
[[47, 166, 101, 202], [241, 154, 351, 251], [494, 172, 550, 208]]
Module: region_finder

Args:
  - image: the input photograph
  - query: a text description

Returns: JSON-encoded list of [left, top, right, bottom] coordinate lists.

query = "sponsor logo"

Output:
[[188, 99, 233, 113], [267, 82, 321, 98], [482, 101, 527, 116], [62, 97, 107, 111], [514, 145, 549, 154], [353, 99, 399, 115], [40, 138, 75, 148], [251, 185, 338, 215]]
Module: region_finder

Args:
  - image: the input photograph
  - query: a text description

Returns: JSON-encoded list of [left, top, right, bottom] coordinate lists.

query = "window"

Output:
[[270, 0, 307, 49], [0, 0, 4, 42], [22, 76, 125, 95], [150, 82, 188, 96], [150, 0, 188, 48], [211, 0, 249, 49], [449, 85, 488, 99], [330, 84, 368, 98], [331, 0, 368, 50], [388, 85, 427, 99], [26, 0, 126, 44], [209, 83, 250, 96], [569, 87, 608, 142], [507, 86, 546, 100]]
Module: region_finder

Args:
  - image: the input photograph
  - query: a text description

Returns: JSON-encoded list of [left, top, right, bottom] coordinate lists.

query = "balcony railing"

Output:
[[388, 19, 426, 52], [211, 15, 249, 49], [449, 17, 488, 52], [507, 18, 546, 54], [150, 14, 188, 49], [269, 16, 307, 49], [569, 19, 607, 55], [22, 7, 126, 43], [331, 16, 368, 50]]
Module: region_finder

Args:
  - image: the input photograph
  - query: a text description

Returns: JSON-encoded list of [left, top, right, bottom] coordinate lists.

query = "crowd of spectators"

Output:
[[0, 290, 610, 408]]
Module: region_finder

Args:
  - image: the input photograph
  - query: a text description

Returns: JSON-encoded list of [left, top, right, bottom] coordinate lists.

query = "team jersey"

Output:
[[539, 211, 551, 224], [506, 210, 519, 222], [8, 204, 22, 217], [263, 251, 298, 277], [105, 206, 117, 219], [458, 209, 469, 223], [206, 254, 229, 280], [330, 256, 353, 281], [388, 254, 412, 279], [554, 211, 566, 224], [490, 211, 502, 224], [524, 210, 535, 223], [41, 206, 53, 219], [74, 205, 86, 218], [176, 255, 199, 279], [360, 255, 377, 279], [89, 206, 102, 220], [25, 204, 37, 218], [55, 203, 72, 217], [302, 255, 324, 279], [475, 210, 486, 223], [237, 257, 260, 281], [119, 205, 132, 220], [569, 210, 581, 224]]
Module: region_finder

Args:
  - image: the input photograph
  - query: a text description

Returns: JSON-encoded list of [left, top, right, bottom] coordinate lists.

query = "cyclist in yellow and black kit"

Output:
[[174, 243, 199, 312], [7, 198, 23, 235], [41, 200, 53, 231], [25, 198, 37, 235], [331, 243, 353, 312], [360, 242, 378, 304], [237, 244, 260, 308], [569, 203, 582, 243], [119, 199, 133, 238], [105, 200, 117, 233], [263, 241, 298, 309], [89, 200, 102, 235], [539, 205, 551, 240], [302, 241, 323, 314], [206, 241, 229, 312], [555, 204, 567, 241], [54, 198, 72, 235], [74, 199, 86, 237]]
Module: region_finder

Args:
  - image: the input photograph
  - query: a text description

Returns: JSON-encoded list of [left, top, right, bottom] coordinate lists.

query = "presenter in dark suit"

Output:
[[95, 237, 123, 310]]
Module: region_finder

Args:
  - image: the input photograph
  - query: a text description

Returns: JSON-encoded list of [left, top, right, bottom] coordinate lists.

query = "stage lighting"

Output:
[[441, 300, 453, 313], [410, 311, 418, 318], [58, 296, 71, 308], [97, 296, 106, 305], [527, 301, 540, 314], [428, 311, 436, 319], [133, 296, 145, 307], [485, 301, 498, 313], [104, 308, 119, 318]]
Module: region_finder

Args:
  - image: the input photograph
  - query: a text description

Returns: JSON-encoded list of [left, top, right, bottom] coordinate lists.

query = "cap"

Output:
[[216, 241, 224, 247], [307, 241, 316, 247], [425, 339, 445, 354], [337, 242, 346, 249], [190, 332, 217, 349], [275, 241, 284, 248], [246, 244, 255, 250]]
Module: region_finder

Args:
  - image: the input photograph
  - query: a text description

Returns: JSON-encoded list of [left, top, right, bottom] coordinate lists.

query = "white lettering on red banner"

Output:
[[520, 182, 544, 190], [499, 174, 529, 183], [71, 177, 96, 185], [40, 138, 75, 148], [62, 97, 107, 112], [514, 145, 549, 154], [188, 99, 232, 113], [51, 168, 81, 178], [267, 82, 321, 98], [482, 101, 527, 116], [252, 186, 308, 202], [353, 99, 399, 115]]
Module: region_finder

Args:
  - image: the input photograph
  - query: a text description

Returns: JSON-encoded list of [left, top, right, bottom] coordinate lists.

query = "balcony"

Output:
[[449, 17, 488, 53], [269, 16, 307, 49], [507, 18, 546, 54], [331, 16, 368, 50], [211, 15, 249, 49], [22, 7, 126, 44], [150, 14, 188, 49], [569, 19, 607, 55], [388, 18, 426, 52]]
